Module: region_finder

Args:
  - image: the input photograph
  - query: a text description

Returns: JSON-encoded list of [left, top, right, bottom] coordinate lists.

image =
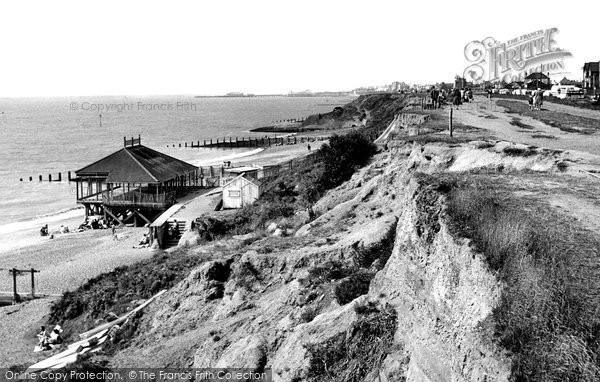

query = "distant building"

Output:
[[583, 62, 600, 95], [524, 72, 551, 89], [222, 174, 261, 209]]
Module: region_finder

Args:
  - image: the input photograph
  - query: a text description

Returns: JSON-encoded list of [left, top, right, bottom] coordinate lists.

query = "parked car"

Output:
[[550, 85, 583, 99], [498, 89, 510, 94]]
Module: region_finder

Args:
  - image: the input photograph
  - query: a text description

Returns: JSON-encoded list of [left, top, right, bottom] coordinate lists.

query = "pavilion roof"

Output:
[[75, 144, 198, 183]]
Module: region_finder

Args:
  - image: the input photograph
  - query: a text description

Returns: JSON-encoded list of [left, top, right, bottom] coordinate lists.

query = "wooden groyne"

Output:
[[271, 117, 307, 123], [168, 135, 327, 149], [20, 171, 74, 182]]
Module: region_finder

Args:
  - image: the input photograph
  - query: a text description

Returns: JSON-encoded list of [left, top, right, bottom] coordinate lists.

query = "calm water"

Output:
[[0, 95, 353, 229]]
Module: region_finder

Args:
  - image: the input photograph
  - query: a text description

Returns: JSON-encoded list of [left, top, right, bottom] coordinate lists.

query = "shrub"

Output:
[[308, 261, 354, 285], [334, 272, 375, 305], [502, 146, 536, 157], [556, 161, 568, 172], [317, 131, 377, 190]]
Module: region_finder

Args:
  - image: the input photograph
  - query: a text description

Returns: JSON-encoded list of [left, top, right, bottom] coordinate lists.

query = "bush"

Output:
[[334, 272, 375, 305], [317, 131, 377, 190], [308, 261, 354, 285]]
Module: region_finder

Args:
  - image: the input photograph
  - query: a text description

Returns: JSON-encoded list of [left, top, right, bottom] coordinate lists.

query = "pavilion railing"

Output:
[[103, 190, 176, 208]]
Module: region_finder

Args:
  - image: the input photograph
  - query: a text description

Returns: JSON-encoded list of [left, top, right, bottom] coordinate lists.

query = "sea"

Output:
[[0, 95, 354, 244]]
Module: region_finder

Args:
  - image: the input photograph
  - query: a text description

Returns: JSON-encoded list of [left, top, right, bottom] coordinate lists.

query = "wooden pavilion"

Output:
[[75, 136, 199, 226]]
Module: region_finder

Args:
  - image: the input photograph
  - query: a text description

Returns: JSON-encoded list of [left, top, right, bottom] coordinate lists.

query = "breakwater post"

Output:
[[449, 108, 453, 137]]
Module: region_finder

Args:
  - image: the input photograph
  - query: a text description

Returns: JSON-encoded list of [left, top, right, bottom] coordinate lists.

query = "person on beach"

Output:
[[133, 233, 150, 249], [111, 223, 118, 241], [40, 224, 48, 236], [48, 326, 63, 345], [307, 144, 311, 152], [171, 220, 180, 238], [36, 326, 49, 348]]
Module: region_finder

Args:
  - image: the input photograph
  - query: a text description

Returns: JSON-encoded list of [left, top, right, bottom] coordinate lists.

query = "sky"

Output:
[[0, 0, 597, 97]]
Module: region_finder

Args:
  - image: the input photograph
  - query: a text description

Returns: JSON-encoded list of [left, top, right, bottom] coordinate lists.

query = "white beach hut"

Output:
[[222, 174, 261, 209]]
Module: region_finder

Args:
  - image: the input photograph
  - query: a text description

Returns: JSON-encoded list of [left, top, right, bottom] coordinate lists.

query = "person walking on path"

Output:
[[453, 88, 462, 109], [534, 88, 544, 110]]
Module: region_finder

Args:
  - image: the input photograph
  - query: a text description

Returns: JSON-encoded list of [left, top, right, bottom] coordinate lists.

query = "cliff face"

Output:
[[109, 138, 519, 381]]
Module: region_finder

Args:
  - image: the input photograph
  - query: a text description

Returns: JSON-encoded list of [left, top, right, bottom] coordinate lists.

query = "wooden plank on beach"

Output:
[[581, 170, 600, 180], [78, 289, 166, 339]]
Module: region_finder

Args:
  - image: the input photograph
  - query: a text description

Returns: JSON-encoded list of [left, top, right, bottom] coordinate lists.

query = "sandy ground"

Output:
[[0, 227, 155, 295]]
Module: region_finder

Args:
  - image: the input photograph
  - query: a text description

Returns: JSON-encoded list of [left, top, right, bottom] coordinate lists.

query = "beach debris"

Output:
[[25, 289, 166, 372]]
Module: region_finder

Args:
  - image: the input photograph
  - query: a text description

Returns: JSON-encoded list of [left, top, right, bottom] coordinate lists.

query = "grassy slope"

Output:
[[431, 172, 600, 381]]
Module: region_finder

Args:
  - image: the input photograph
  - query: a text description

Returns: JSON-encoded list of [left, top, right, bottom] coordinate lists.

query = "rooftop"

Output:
[[76, 138, 198, 183]]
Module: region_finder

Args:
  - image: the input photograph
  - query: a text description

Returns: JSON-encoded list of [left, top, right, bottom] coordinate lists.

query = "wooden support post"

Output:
[[30, 268, 36, 298], [12, 268, 18, 303], [449, 108, 453, 137], [48, 174, 52, 182], [58, 172, 62, 181], [134, 210, 151, 225], [68, 171, 72, 181], [185, 142, 187, 147], [29, 176, 32, 181]]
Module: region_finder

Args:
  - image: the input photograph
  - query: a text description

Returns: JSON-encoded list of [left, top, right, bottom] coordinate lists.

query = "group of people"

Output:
[[76, 217, 111, 232], [39, 224, 69, 238], [528, 88, 544, 111], [36, 325, 63, 351], [429, 87, 474, 109]]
